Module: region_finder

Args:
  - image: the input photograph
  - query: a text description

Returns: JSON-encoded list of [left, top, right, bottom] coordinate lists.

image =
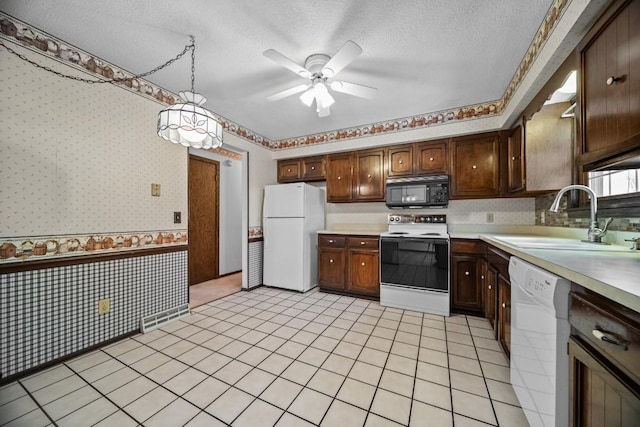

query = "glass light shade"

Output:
[[157, 91, 223, 149]]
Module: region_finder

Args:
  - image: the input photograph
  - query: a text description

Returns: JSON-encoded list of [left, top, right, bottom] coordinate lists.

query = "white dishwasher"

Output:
[[509, 257, 570, 427]]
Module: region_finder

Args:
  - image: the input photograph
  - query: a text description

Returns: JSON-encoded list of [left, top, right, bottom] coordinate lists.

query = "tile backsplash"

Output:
[[535, 193, 640, 231]]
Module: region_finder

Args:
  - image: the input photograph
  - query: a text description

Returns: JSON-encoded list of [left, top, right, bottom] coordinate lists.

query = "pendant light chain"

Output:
[[190, 35, 196, 94], [0, 38, 195, 85]]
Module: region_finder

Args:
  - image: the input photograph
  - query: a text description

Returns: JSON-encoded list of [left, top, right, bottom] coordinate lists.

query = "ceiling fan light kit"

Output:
[[157, 36, 223, 149], [264, 40, 377, 118]]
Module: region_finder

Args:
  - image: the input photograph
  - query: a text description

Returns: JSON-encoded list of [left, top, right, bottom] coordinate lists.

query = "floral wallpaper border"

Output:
[[207, 147, 242, 161], [0, 0, 569, 150], [0, 230, 188, 264]]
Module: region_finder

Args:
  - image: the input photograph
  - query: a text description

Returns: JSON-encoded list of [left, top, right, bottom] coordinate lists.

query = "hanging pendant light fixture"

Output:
[[157, 36, 223, 149]]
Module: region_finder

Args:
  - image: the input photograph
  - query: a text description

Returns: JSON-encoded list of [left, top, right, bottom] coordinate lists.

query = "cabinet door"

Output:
[[484, 263, 497, 334], [302, 156, 326, 181], [498, 275, 511, 357], [278, 159, 300, 182], [348, 249, 380, 296], [450, 133, 500, 198], [318, 247, 346, 291], [415, 140, 448, 174], [326, 153, 353, 202], [354, 149, 385, 201], [387, 145, 413, 177], [507, 125, 525, 193], [451, 255, 483, 312], [580, 0, 640, 159], [569, 338, 640, 426]]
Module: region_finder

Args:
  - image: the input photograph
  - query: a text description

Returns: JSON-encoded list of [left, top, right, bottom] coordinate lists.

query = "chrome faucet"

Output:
[[549, 184, 613, 243]]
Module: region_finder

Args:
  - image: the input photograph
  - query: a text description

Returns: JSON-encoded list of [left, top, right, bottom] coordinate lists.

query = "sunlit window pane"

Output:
[[588, 169, 639, 197]]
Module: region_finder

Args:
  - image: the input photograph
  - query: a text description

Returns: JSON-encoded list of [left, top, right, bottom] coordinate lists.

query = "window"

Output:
[[588, 168, 639, 197]]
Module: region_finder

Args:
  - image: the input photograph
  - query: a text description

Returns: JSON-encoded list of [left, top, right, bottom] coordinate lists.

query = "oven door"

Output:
[[380, 237, 449, 292]]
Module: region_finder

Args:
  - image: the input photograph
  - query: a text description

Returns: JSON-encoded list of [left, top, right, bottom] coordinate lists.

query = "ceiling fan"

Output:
[[264, 40, 377, 118]]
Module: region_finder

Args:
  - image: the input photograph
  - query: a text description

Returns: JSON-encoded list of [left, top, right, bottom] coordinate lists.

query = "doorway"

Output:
[[188, 154, 219, 285]]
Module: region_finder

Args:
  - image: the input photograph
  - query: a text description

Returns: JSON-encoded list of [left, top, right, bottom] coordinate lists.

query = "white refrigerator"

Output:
[[262, 183, 325, 292]]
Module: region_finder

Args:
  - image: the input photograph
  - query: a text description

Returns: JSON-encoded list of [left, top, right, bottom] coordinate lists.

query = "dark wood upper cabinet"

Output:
[[387, 145, 414, 177], [353, 149, 385, 201], [578, 0, 640, 163], [277, 159, 301, 182], [415, 140, 448, 174], [301, 156, 326, 181], [326, 152, 354, 202], [450, 132, 500, 198], [507, 125, 525, 193]]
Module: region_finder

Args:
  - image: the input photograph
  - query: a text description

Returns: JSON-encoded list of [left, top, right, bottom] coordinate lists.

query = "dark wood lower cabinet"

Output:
[[569, 338, 640, 426], [451, 254, 483, 313], [484, 262, 497, 333], [318, 234, 379, 298], [498, 275, 511, 357]]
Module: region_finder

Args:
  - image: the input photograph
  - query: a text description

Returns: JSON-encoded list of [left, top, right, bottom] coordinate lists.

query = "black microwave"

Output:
[[385, 175, 449, 209]]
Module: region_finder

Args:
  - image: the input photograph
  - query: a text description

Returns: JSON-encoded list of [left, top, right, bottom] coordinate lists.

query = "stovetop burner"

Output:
[[383, 213, 449, 240]]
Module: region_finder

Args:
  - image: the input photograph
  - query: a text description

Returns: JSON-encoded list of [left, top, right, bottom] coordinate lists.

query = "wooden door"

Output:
[[387, 145, 414, 177], [451, 255, 483, 312], [354, 149, 385, 201], [450, 132, 500, 198], [498, 276, 511, 357], [507, 125, 525, 193], [348, 249, 380, 296], [318, 247, 346, 291], [326, 153, 354, 202], [188, 155, 219, 285], [415, 140, 448, 174], [301, 156, 326, 181], [569, 338, 640, 426], [277, 159, 300, 182], [485, 263, 497, 333]]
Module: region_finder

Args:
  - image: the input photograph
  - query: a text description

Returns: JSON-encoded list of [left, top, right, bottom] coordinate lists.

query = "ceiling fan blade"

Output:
[[263, 49, 312, 79], [330, 80, 377, 99], [267, 84, 311, 101], [321, 40, 362, 77]]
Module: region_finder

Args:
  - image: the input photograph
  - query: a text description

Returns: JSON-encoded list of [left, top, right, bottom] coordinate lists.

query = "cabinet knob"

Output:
[[328, 239, 334, 243], [481, 275, 485, 279], [287, 168, 291, 172], [464, 271, 470, 276], [512, 156, 517, 161], [429, 157, 434, 161], [488, 285, 492, 290], [337, 176, 341, 180], [502, 302, 508, 309], [311, 166, 315, 170], [367, 174, 371, 178], [399, 160, 403, 164], [360, 241, 366, 245], [472, 165, 477, 169], [361, 262, 365, 266], [606, 76, 622, 86], [330, 259, 334, 263]]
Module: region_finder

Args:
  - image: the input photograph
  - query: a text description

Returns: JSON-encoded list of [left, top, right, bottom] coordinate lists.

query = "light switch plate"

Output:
[[174, 211, 181, 224], [151, 183, 161, 197]]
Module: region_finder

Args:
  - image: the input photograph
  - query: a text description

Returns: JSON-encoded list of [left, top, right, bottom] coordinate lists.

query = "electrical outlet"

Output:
[[486, 212, 494, 223], [151, 183, 161, 197], [174, 211, 181, 224], [98, 298, 110, 314]]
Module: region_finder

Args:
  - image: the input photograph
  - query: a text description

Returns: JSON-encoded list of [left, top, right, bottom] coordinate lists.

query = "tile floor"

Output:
[[0, 287, 529, 427], [189, 272, 243, 309]]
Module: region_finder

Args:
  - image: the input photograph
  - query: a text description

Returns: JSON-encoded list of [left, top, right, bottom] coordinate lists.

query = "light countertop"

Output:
[[478, 234, 640, 313], [318, 230, 382, 236]]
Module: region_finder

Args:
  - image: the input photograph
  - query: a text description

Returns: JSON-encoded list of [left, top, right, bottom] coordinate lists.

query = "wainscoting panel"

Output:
[[0, 250, 187, 382]]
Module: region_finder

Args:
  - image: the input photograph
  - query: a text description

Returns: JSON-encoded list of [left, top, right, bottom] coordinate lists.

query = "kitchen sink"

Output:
[[489, 235, 632, 252]]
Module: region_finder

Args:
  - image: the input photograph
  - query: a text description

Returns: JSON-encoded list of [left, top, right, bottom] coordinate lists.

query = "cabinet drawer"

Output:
[[569, 292, 640, 385], [451, 239, 485, 255], [318, 235, 346, 248], [347, 237, 379, 249]]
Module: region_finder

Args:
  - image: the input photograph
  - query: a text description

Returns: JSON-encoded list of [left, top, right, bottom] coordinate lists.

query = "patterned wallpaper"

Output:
[[1, 0, 571, 151], [325, 198, 536, 230], [0, 43, 188, 240]]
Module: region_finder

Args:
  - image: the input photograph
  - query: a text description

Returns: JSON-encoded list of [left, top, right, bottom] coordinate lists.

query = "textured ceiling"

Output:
[[2, 0, 554, 141]]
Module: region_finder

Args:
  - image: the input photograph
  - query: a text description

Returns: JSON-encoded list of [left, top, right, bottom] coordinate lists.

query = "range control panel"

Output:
[[388, 214, 447, 224]]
